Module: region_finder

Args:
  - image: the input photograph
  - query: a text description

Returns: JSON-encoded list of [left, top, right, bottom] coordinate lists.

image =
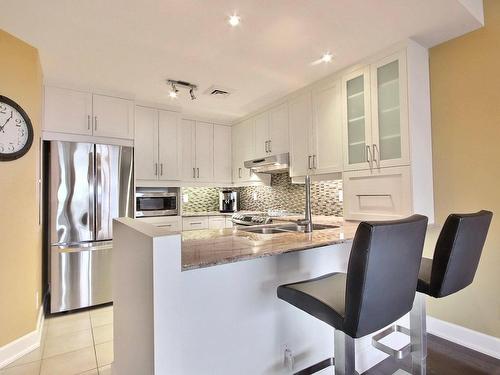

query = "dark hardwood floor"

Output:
[[364, 334, 500, 375]]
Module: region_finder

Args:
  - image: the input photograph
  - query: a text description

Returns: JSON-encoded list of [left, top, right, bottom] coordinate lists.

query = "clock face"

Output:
[[0, 96, 33, 161]]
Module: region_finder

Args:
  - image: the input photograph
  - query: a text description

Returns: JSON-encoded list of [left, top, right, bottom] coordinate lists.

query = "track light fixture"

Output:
[[166, 79, 198, 100]]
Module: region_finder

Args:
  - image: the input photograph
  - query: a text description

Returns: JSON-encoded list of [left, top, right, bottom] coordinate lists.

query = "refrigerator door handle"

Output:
[[95, 148, 102, 235], [88, 149, 96, 237]]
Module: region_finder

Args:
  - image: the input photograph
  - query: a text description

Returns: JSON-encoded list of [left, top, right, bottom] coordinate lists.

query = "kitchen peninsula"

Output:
[[112, 217, 404, 375]]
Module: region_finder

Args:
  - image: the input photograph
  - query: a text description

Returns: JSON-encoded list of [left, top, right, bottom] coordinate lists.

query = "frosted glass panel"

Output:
[[347, 75, 366, 165], [377, 60, 401, 160]]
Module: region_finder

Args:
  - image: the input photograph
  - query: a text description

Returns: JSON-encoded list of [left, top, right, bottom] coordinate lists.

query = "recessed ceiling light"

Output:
[[321, 53, 333, 63], [228, 14, 241, 27]]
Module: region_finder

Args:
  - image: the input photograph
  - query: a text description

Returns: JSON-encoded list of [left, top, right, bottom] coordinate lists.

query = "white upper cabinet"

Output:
[[213, 125, 232, 183], [44, 86, 93, 135], [312, 80, 342, 174], [43, 86, 134, 140], [92, 94, 134, 139], [253, 103, 289, 158], [180, 120, 214, 182], [254, 112, 269, 158], [158, 110, 180, 180], [289, 92, 313, 177], [180, 119, 196, 181], [268, 103, 289, 155], [342, 67, 372, 171], [135, 106, 159, 180], [288, 85, 342, 177], [370, 51, 409, 168], [195, 122, 214, 182], [341, 51, 409, 171], [232, 119, 255, 182], [135, 106, 180, 181]]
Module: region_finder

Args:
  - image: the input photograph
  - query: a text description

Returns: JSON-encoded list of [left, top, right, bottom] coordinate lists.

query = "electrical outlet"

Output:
[[252, 192, 258, 201], [283, 346, 294, 371], [183, 194, 189, 203], [338, 189, 343, 203]]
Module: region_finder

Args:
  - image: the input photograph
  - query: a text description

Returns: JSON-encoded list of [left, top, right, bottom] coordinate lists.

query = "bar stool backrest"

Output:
[[344, 215, 428, 338], [430, 210, 493, 298]]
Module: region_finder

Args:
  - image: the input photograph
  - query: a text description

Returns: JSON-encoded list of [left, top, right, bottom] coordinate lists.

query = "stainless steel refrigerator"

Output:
[[48, 141, 133, 313]]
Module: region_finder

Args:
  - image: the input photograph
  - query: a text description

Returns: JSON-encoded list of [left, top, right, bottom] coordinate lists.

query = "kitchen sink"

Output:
[[241, 227, 290, 234], [240, 223, 339, 234]]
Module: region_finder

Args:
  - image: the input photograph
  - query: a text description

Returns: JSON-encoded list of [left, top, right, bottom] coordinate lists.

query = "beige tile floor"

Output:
[[0, 306, 114, 375]]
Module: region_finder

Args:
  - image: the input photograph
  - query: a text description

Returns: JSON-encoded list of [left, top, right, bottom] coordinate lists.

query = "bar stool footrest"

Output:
[[372, 325, 411, 360], [293, 357, 334, 375]]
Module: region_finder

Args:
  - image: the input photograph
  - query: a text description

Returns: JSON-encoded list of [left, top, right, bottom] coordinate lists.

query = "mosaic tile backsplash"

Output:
[[239, 173, 343, 216], [181, 186, 220, 213], [182, 172, 343, 216]]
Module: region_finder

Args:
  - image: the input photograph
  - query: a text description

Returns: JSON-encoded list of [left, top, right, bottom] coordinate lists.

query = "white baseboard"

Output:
[[427, 316, 500, 359], [0, 306, 45, 369]]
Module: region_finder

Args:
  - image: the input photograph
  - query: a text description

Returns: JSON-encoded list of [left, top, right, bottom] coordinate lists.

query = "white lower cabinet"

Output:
[[182, 216, 209, 231], [137, 216, 181, 232], [343, 166, 412, 221], [208, 216, 226, 229], [225, 217, 234, 228]]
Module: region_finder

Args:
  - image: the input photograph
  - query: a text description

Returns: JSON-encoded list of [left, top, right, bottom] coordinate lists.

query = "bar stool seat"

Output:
[[278, 273, 347, 330]]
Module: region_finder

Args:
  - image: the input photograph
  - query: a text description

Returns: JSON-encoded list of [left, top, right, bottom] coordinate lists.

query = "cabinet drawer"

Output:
[[343, 166, 412, 221], [137, 216, 181, 232], [208, 216, 226, 229], [182, 217, 209, 231]]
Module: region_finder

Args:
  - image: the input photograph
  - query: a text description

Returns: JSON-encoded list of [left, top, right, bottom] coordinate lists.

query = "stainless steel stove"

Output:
[[231, 211, 301, 226]]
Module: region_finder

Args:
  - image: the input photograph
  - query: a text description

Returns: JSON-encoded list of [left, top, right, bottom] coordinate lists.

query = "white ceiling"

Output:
[[0, 0, 483, 122]]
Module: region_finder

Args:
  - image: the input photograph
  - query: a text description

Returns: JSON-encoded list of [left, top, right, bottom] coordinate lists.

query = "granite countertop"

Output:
[[181, 217, 359, 271]]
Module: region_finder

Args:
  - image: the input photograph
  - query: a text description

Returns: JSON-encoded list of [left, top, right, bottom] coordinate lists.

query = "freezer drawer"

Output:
[[50, 242, 112, 313]]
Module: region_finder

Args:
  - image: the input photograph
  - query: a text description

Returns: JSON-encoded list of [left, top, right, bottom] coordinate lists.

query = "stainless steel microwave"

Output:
[[136, 191, 178, 217]]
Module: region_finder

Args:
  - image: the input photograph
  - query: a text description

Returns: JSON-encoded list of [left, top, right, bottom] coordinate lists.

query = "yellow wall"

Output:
[[0, 30, 43, 346], [428, 0, 500, 337]]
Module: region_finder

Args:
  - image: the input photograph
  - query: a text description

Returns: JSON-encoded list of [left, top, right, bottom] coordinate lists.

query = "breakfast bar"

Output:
[[112, 217, 411, 375]]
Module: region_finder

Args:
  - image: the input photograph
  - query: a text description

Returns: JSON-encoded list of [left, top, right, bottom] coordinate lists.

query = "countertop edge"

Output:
[[181, 237, 354, 271]]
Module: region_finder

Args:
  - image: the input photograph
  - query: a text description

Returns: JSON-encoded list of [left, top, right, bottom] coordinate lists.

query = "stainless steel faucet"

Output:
[[301, 175, 313, 233]]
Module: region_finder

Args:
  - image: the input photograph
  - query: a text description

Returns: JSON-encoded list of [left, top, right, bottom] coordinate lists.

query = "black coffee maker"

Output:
[[219, 190, 238, 213]]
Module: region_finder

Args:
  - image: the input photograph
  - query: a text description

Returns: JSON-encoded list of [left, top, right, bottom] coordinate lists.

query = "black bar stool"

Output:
[[277, 215, 428, 375], [409, 210, 493, 375]]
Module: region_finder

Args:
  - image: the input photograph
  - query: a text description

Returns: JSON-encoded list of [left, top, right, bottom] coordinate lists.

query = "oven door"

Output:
[[136, 192, 178, 217]]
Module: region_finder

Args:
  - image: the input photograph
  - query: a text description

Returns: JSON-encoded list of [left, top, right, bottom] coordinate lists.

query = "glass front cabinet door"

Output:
[[342, 67, 372, 171], [370, 51, 410, 168], [342, 51, 410, 171]]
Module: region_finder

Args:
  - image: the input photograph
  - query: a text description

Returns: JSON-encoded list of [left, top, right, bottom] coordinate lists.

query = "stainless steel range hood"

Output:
[[244, 153, 289, 174]]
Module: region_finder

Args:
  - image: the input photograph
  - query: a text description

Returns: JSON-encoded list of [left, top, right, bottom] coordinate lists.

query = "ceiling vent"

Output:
[[204, 85, 232, 98]]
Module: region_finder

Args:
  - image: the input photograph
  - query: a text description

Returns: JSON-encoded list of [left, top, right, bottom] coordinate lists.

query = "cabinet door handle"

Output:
[[238, 167, 242, 178], [197, 168, 200, 178], [94, 116, 97, 131], [160, 163, 163, 176], [190, 222, 202, 225], [372, 144, 380, 168], [193, 167, 196, 178], [366, 145, 373, 170], [308, 155, 312, 170], [154, 163, 158, 176], [87, 115, 91, 130]]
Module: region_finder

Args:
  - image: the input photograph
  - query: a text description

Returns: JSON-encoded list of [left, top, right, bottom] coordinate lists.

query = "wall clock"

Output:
[[0, 95, 34, 161]]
